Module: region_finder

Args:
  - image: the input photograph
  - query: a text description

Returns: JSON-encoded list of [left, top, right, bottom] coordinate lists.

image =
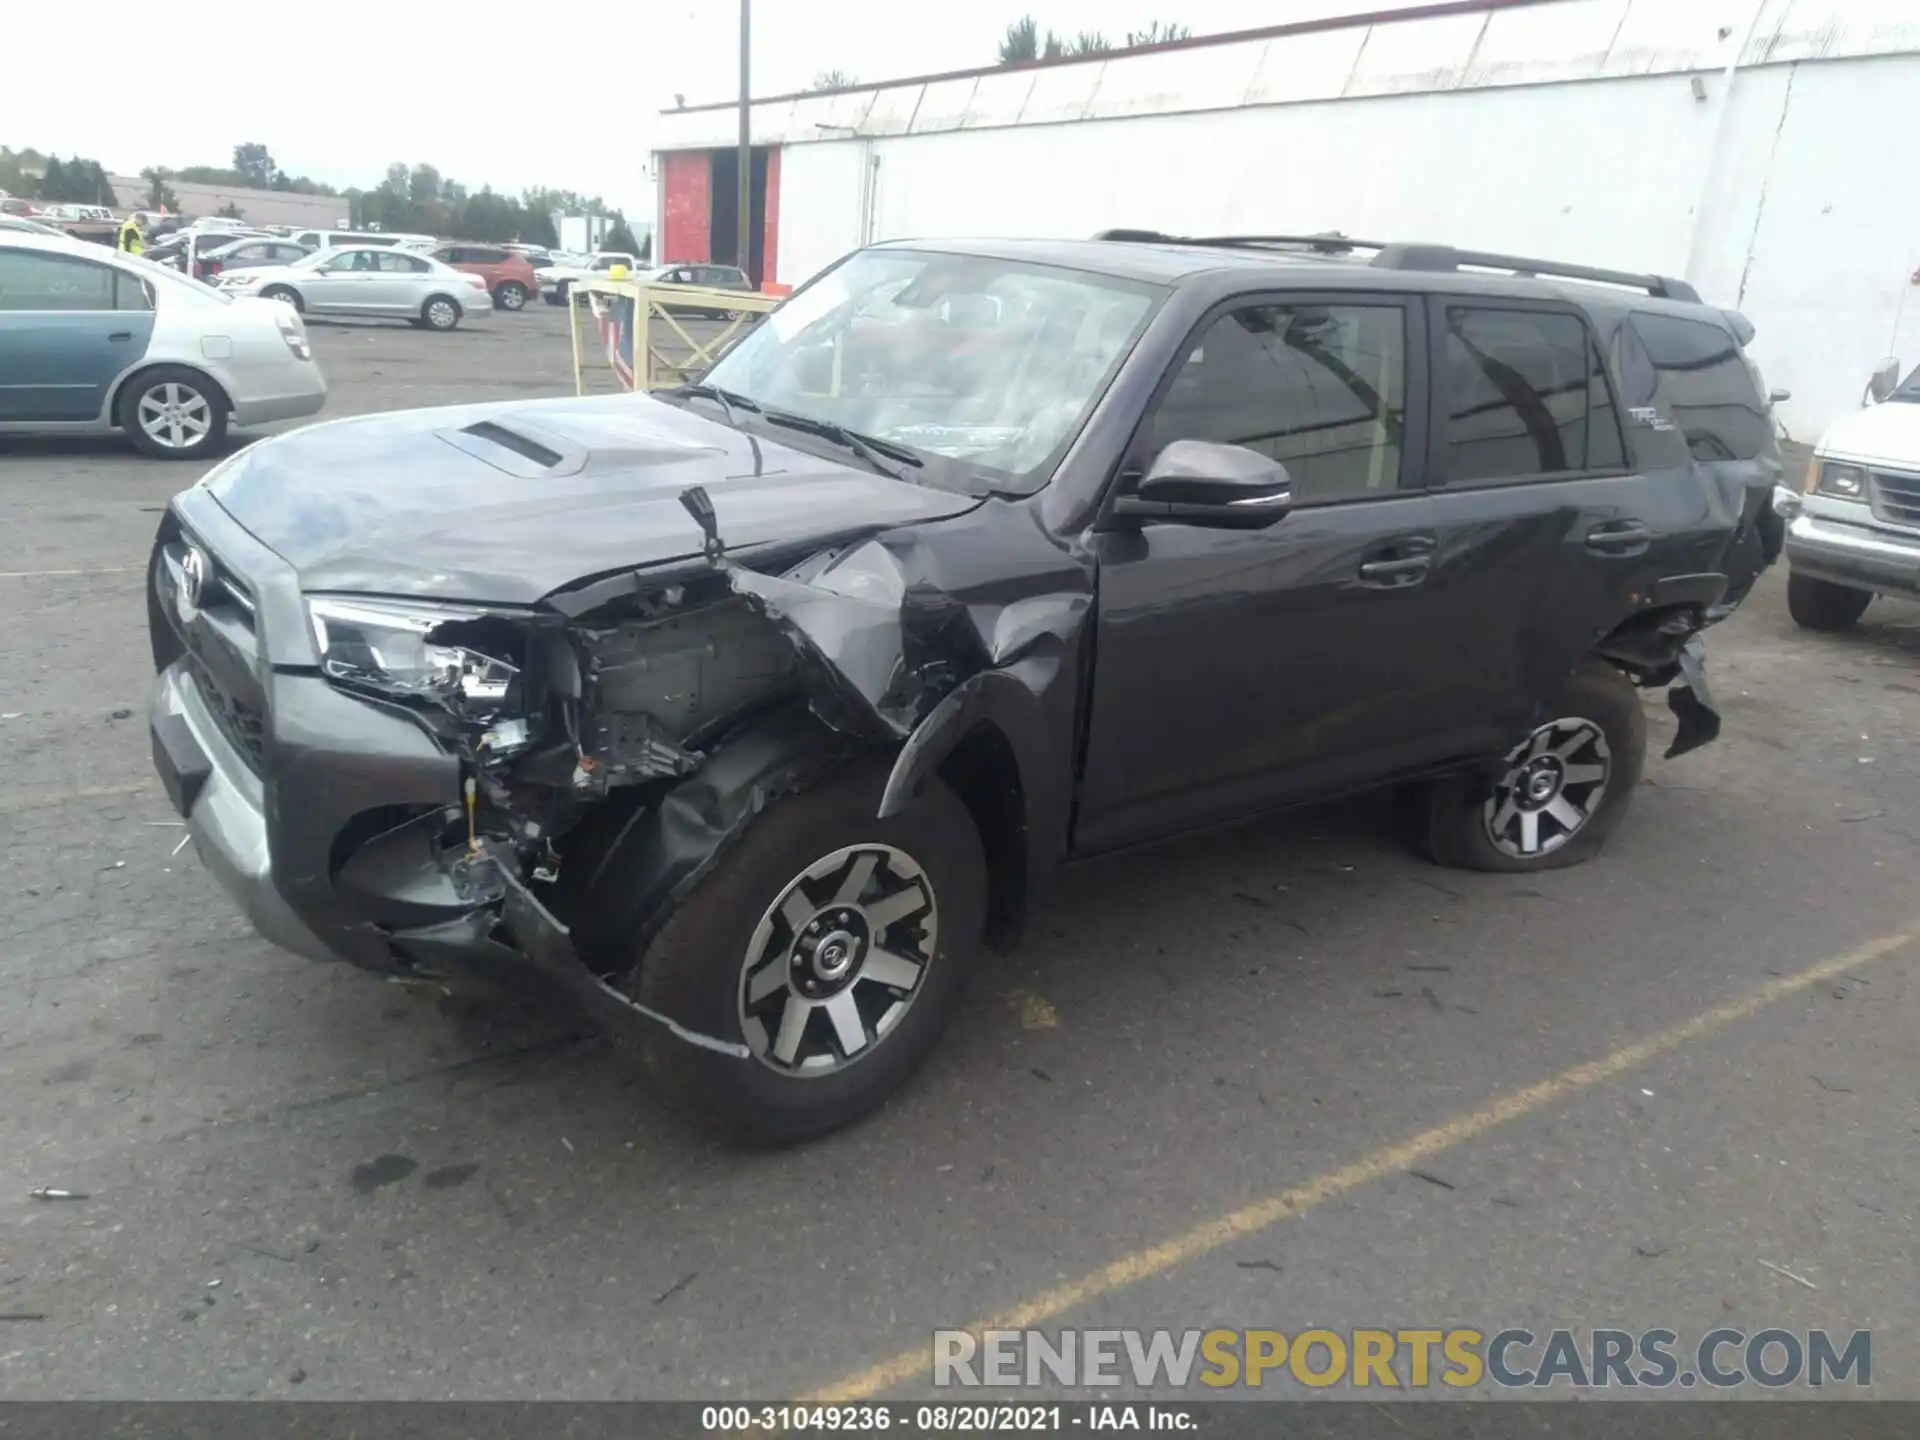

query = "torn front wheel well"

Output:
[[935, 721, 1028, 953]]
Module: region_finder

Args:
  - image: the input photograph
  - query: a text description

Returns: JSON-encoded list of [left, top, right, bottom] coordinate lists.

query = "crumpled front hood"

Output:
[[1816, 400, 1920, 469], [203, 393, 982, 604]]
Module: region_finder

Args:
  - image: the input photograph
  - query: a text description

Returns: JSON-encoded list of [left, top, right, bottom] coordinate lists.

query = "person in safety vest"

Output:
[[117, 212, 146, 255]]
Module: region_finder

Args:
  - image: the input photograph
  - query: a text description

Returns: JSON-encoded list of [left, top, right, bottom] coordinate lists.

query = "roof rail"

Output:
[[1369, 244, 1701, 303], [1093, 229, 1382, 256]]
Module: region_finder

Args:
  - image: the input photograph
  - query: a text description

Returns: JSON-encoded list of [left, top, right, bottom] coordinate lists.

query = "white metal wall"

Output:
[[778, 55, 1920, 439], [667, 0, 1920, 439]]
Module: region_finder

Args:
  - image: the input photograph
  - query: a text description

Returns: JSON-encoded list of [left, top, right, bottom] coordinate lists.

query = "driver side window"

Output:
[[1144, 302, 1408, 505]]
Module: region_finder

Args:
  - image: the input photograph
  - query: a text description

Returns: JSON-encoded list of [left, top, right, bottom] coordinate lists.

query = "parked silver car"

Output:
[[216, 245, 493, 330]]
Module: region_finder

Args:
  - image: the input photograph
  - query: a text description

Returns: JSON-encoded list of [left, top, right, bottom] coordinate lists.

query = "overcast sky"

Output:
[[2, 1, 1440, 217]]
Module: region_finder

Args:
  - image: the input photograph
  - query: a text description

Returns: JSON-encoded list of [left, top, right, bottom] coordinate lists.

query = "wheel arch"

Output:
[[879, 670, 1064, 953], [107, 361, 234, 429]]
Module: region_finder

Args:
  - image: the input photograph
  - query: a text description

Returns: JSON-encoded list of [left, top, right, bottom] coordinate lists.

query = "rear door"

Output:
[[1419, 298, 1691, 749], [0, 249, 154, 421]]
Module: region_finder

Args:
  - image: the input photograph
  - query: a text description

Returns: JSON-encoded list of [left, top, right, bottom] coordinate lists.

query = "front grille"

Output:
[[1869, 468, 1920, 529], [191, 657, 267, 776]]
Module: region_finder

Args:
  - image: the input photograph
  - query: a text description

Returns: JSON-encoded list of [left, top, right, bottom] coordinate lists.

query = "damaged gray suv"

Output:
[[148, 233, 1783, 1142]]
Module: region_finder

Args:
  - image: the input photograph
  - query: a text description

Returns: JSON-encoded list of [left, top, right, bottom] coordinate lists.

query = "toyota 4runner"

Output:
[[147, 233, 1784, 1142]]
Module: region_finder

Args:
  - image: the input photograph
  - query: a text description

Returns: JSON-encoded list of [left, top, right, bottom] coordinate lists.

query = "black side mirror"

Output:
[[1112, 440, 1293, 529], [1866, 357, 1900, 405]]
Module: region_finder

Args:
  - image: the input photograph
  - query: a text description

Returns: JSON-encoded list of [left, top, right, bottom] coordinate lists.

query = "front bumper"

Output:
[[1784, 510, 1920, 598], [151, 658, 335, 962]]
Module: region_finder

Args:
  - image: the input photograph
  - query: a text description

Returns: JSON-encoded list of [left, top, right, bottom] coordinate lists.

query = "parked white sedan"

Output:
[[0, 229, 326, 460], [219, 245, 493, 331]]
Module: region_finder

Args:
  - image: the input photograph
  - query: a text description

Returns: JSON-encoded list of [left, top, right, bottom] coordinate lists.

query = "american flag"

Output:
[[590, 291, 637, 389]]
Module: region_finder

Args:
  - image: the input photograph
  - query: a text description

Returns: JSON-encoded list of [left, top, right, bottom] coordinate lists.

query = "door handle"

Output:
[[108, 331, 133, 342], [1357, 555, 1432, 586], [1584, 522, 1652, 554]]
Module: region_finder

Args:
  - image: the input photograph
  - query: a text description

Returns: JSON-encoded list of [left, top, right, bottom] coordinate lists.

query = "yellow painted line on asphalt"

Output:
[[809, 922, 1920, 1402], [0, 565, 138, 580]]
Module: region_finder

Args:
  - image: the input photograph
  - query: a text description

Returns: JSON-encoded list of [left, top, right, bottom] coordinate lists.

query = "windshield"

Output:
[[696, 248, 1160, 494], [1892, 364, 1920, 403]]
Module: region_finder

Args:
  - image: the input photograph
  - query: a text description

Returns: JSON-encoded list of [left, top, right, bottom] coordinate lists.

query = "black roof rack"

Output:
[[1093, 230, 1701, 302], [1092, 229, 1375, 255], [1369, 243, 1701, 303]]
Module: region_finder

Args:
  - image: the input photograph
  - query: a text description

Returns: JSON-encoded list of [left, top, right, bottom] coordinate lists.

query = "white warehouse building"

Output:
[[652, 0, 1920, 440]]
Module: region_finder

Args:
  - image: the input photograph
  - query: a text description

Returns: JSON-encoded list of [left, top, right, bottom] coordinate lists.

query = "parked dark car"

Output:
[[147, 234, 1782, 1143]]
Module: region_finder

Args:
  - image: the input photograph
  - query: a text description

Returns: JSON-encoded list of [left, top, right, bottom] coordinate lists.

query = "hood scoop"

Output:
[[438, 417, 585, 478]]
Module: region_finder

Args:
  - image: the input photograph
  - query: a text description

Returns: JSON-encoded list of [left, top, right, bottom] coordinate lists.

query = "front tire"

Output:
[[621, 759, 986, 1145], [1787, 573, 1872, 631], [260, 286, 302, 312], [117, 366, 229, 460], [1415, 662, 1647, 873], [495, 281, 528, 311], [421, 295, 461, 331]]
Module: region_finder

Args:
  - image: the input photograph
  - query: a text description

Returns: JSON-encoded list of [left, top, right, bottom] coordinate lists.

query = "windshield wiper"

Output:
[[672, 382, 762, 427], [757, 408, 924, 479]]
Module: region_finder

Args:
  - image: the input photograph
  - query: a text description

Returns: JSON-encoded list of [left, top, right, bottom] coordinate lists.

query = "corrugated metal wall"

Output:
[[657, 0, 1920, 438]]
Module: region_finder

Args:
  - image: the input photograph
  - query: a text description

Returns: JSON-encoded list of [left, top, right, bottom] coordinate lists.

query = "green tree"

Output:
[[232, 142, 277, 189], [382, 161, 409, 197], [1065, 29, 1109, 54], [408, 163, 441, 204], [1124, 21, 1189, 46], [141, 167, 180, 211], [38, 156, 69, 200], [808, 69, 857, 90], [604, 218, 640, 255], [998, 15, 1040, 62]]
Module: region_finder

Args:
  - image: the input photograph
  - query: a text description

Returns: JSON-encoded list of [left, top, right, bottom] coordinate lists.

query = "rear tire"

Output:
[[619, 758, 986, 1146], [421, 295, 461, 331], [1786, 573, 1872, 631], [1414, 662, 1646, 873], [260, 286, 302, 312], [117, 366, 229, 461], [495, 281, 528, 311]]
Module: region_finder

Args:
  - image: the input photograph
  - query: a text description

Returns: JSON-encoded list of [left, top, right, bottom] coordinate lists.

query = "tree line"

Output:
[[3, 142, 644, 254], [997, 15, 1190, 63]]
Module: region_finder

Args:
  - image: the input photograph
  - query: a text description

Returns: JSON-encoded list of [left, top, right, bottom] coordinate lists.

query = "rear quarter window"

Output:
[[1627, 312, 1771, 462]]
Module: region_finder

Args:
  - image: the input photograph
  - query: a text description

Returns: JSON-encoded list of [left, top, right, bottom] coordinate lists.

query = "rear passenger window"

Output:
[[1443, 307, 1624, 481], [1147, 303, 1408, 505], [1628, 313, 1770, 462]]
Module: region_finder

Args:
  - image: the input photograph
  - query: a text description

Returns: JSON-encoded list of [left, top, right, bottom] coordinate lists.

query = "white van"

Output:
[[290, 229, 437, 251]]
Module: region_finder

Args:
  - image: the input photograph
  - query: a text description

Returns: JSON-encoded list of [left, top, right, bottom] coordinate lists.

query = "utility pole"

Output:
[[737, 0, 753, 282]]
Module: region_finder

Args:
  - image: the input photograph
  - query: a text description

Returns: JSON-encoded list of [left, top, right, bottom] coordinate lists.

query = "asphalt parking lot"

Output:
[[2, 303, 1918, 1402]]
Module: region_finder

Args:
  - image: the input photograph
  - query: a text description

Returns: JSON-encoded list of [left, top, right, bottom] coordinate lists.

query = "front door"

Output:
[[1076, 292, 1467, 853], [302, 249, 377, 313], [0, 249, 154, 420]]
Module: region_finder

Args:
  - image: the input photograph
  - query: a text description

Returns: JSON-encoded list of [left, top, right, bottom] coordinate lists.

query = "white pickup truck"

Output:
[[1775, 357, 1920, 630]]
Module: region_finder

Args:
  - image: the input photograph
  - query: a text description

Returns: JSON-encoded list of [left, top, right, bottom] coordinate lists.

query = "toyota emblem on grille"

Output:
[[179, 544, 211, 615]]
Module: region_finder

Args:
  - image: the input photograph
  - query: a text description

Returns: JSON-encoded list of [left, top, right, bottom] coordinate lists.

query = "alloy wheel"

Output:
[[1482, 717, 1611, 859], [737, 844, 937, 1076], [136, 381, 213, 451], [427, 300, 457, 329]]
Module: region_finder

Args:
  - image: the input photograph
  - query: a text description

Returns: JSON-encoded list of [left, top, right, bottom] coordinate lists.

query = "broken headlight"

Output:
[[306, 597, 519, 716]]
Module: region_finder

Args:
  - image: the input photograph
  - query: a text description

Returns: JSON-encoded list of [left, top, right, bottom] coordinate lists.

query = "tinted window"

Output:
[[1628, 312, 1769, 462], [467, 247, 507, 264], [438, 246, 467, 263], [1443, 307, 1624, 480], [294, 232, 319, 247], [372, 251, 429, 273], [1146, 302, 1408, 505], [0, 251, 119, 311]]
